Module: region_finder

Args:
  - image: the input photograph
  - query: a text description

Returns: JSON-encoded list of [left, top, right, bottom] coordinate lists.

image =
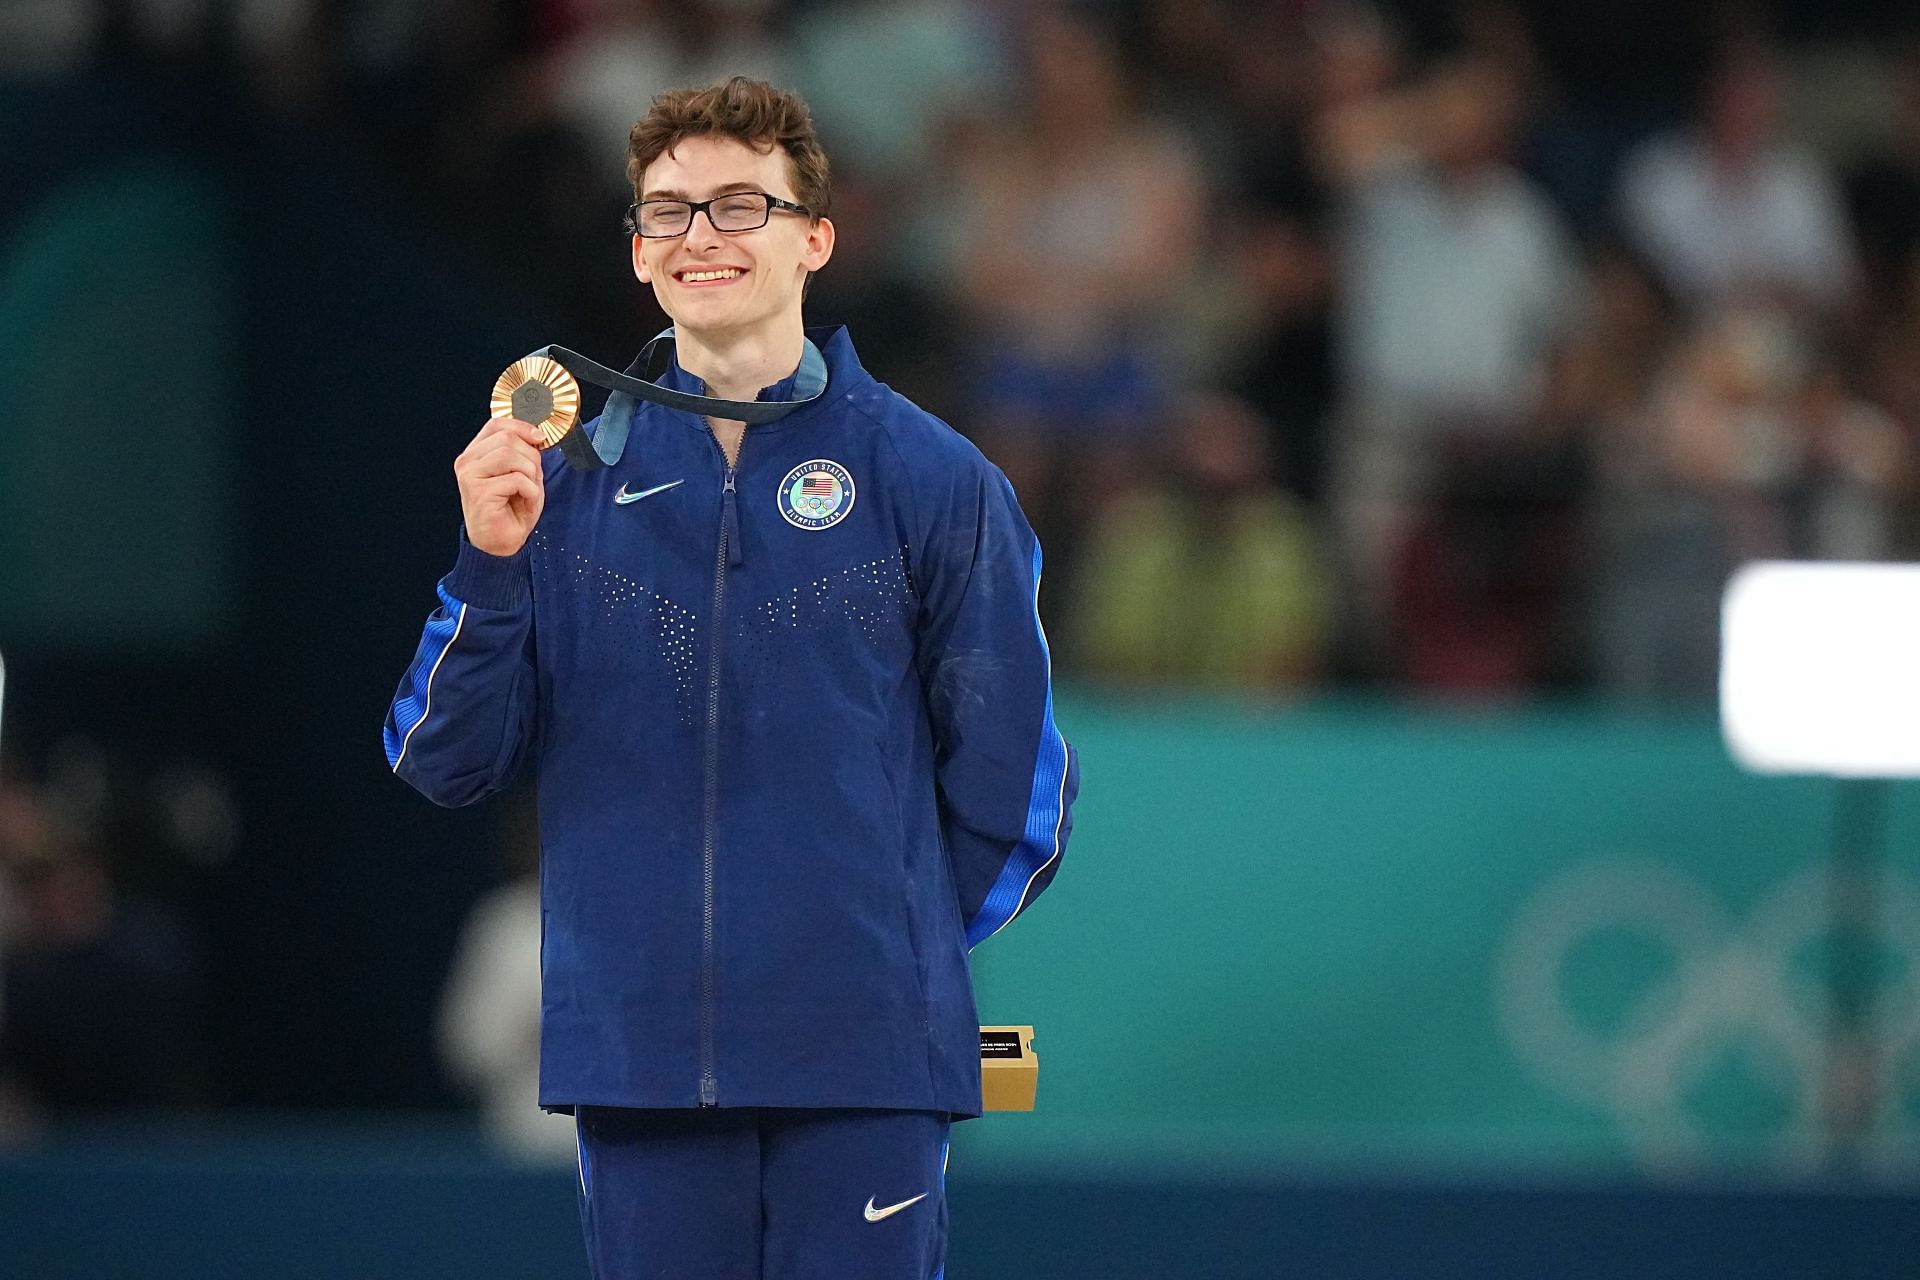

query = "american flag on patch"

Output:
[[802, 474, 836, 496]]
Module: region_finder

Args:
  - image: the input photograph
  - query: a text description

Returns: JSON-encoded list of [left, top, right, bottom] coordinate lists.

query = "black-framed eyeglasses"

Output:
[[623, 192, 811, 238]]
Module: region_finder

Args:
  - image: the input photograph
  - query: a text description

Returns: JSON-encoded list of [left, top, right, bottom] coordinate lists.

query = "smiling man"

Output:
[[382, 77, 1077, 1280]]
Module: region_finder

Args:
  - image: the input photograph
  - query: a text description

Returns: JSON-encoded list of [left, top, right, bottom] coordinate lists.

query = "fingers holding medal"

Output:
[[458, 363, 565, 557]]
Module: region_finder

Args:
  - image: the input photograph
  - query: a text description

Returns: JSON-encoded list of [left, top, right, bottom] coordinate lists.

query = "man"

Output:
[[382, 76, 1076, 1280]]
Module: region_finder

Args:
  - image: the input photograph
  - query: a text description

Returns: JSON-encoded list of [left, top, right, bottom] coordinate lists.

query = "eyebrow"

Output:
[[640, 181, 766, 202]]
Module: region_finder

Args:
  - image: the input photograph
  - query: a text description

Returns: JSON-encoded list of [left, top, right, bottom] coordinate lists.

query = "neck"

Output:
[[674, 315, 806, 405]]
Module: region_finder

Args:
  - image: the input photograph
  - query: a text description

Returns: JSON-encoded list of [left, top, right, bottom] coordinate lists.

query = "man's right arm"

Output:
[[383, 416, 548, 806], [382, 538, 537, 806]]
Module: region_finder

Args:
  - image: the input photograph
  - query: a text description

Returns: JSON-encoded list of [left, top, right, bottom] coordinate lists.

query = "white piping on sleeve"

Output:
[[575, 1114, 588, 1201], [391, 602, 469, 773], [976, 755, 1069, 947], [973, 557, 1069, 948]]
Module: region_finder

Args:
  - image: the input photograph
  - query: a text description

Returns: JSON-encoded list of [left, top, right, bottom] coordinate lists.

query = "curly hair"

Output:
[[626, 76, 831, 218]]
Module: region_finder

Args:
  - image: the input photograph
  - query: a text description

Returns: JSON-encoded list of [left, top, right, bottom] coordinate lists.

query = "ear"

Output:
[[632, 235, 651, 284], [801, 216, 835, 274]]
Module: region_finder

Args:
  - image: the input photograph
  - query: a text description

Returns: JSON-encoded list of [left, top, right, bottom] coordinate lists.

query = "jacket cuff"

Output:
[[444, 531, 531, 611]]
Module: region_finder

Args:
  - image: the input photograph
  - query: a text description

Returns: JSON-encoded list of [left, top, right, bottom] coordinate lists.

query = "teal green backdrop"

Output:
[[962, 699, 1920, 1181]]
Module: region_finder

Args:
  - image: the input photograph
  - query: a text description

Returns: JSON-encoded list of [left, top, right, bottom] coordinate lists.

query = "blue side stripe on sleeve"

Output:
[[384, 582, 469, 770], [966, 541, 1069, 949]]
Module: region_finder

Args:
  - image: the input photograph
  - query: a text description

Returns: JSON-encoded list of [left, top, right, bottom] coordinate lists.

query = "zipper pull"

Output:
[[722, 466, 743, 569]]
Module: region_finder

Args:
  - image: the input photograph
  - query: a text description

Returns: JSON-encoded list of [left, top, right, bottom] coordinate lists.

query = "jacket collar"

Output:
[[654, 325, 868, 433]]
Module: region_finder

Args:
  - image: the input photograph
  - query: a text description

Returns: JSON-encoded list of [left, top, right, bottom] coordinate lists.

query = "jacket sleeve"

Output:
[[382, 534, 539, 807], [915, 450, 1079, 949]]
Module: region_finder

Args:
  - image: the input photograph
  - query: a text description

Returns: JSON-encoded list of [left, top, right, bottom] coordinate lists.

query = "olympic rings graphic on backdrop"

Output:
[[1496, 858, 1920, 1174]]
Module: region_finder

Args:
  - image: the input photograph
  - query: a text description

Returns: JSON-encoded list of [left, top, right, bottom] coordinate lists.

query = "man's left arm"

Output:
[[915, 451, 1079, 949]]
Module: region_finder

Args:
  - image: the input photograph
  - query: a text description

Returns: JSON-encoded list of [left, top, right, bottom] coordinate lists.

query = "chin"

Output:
[[674, 303, 775, 337], [667, 307, 738, 335]]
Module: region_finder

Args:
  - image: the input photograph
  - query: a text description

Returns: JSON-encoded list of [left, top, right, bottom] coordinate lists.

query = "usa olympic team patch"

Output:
[[777, 459, 856, 530]]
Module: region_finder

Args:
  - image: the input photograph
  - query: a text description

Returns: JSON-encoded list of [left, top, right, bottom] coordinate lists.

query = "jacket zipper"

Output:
[[698, 442, 739, 1107]]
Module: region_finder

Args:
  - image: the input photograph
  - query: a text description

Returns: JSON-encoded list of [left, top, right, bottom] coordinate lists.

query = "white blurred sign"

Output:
[[1721, 561, 1920, 777]]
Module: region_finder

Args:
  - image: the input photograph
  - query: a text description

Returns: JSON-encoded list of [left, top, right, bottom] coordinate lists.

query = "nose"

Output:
[[682, 206, 727, 250]]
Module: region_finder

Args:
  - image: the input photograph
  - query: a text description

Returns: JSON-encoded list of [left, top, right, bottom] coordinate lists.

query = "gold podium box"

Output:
[[980, 1025, 1037, 1112]]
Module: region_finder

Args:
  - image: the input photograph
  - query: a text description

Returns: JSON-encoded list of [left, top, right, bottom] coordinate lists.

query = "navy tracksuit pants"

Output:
[[574, 1107, 951, 1280]]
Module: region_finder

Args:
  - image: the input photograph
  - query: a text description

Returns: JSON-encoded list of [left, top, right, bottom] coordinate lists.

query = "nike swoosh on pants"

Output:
[[863, 1192, 929, 1222]]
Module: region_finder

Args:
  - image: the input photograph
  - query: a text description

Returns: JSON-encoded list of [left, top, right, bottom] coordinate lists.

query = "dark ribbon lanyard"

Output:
[[532, 328, 829, 472]]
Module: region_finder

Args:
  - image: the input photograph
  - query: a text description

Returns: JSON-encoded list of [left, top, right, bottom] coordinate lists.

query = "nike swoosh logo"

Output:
[[614, 479, 684, 505], [863, 1192, 929, 1223]]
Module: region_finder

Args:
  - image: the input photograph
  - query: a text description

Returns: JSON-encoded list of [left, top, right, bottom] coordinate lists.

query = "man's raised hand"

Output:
[[456, 417, 548, 557]]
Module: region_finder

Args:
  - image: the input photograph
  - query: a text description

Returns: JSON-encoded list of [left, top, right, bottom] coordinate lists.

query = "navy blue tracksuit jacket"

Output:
[[384, 327, 1077, 1118]]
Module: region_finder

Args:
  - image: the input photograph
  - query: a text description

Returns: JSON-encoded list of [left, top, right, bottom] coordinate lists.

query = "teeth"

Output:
[[681, 269, 742, 282]]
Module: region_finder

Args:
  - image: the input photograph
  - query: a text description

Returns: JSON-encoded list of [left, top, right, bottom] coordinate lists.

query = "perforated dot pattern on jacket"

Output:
[[531, 532, 703, 726], [736, 547, 917, 667]]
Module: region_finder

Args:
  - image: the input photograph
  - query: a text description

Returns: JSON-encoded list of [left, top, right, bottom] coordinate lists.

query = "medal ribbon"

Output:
[[525, 328, 828, 471]]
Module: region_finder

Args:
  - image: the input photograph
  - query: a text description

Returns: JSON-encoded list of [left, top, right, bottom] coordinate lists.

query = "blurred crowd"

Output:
[[0, 743, 232, 1137], [9, 0, 1919, 702]]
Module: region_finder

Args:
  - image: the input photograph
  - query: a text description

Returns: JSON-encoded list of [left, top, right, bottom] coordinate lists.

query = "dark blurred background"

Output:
[[3, 0, 1920, 1276]]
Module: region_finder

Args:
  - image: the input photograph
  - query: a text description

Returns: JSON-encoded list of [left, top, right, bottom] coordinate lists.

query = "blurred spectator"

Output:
[[543, 0, 790, 182], [802, 170, 962, 416], [1585, 301, 1908, 699], [437, 796, 573, 1162], [1388, 438, 1585, 695], [1791, 356, 1912, 561], [0, 771, 208, 1132], [1068, 394, 1331, 693], [1196, 200, 1339, 508], [938, 6, 1208, 547], [1123, 0, 1249, 170], [1323, 51, 1583, 677], [1158, 6, 1345, 505], [1587, 306, 1798, 699], [1329, 53, 1580, 423], [790, 0, 1006, 185], [1844, 36, 1920, 315], [1615, 41, 1858, 314], [1543, 240, 1680, 443], [1169, 190, 1338, 510], [1861, 247, 1920, 467]]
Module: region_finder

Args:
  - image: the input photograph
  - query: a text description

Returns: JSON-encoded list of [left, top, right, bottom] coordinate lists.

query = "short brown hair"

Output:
[[626, 76, 831, 218]]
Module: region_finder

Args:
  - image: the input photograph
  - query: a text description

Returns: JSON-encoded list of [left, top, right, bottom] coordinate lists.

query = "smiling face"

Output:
[[631, 134, 834, 347]]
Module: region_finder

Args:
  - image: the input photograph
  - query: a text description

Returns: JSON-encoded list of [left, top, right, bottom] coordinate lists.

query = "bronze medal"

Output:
[[491, 355, 581, 449]]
